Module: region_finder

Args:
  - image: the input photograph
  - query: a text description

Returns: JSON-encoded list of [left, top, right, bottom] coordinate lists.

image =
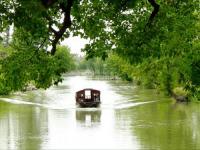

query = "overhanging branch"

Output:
[[46, 0, 73, 55], [147, 0, 160, 26]]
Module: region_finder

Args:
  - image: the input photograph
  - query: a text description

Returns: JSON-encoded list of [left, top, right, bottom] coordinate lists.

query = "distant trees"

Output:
[[77, 57, 106, 76]]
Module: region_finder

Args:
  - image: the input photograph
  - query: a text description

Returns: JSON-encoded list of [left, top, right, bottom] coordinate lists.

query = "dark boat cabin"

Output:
[[76, 88, 101, 107]]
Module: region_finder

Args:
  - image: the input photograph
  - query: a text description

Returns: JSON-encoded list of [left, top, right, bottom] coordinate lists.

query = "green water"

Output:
[[0, 76, 200, 149]]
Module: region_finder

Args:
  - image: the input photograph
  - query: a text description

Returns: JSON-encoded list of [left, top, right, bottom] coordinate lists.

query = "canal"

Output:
[[0, 75, 200, 149]]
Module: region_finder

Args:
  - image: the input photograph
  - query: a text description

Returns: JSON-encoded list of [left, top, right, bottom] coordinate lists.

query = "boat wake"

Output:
[[0, 97, 157, 110], [0, 98, 71, 109], [114, 100, 156, 109]]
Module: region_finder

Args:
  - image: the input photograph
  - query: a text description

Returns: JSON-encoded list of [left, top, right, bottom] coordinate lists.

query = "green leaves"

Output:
[[0, 0, 199, 99], [0, 42, 75, 94], [78, 0, 199, 100]]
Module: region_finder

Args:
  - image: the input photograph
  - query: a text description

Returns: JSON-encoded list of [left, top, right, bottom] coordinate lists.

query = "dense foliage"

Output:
[[0, 40, 75, 94], [0, 0, 160, 94], [77, 0, 199, 101], [0, 0, 199, 100]]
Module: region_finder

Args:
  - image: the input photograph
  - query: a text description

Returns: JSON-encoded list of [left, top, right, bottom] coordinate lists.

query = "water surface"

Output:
[[0, 76, 200, 149]]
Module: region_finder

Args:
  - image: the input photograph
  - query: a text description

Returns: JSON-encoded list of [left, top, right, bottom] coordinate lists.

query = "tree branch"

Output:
[[119, 0, 160, 27], [49, 0, 73, 55], [147, 0, 160, 26], [42, 0, 57, 8], [46, 15, 58, 35]]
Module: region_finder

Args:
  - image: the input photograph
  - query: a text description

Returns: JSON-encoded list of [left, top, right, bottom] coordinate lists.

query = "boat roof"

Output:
[[76, 88, 100, 93]]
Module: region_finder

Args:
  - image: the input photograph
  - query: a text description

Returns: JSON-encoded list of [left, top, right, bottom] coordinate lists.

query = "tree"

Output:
[[0, 0, 199, 100], [78, 0, 199, 100], [0, 30, 75, 94], [0, 0, 160, 55], [0, 0, 160, 94]]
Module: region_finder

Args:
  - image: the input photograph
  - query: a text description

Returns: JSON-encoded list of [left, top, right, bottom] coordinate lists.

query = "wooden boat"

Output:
[[76, 88, 101, 107]]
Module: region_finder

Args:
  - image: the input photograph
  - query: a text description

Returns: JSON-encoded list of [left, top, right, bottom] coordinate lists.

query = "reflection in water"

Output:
[[0, 102, 48, 150], [43, 108, 138, 149], [0, 76, 200, 149], [115, 101, 200, 150], [76, 110, 101, 127]]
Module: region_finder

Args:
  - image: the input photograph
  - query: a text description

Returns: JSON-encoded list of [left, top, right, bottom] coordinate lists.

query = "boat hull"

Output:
[[77, 101, 101, 107]]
